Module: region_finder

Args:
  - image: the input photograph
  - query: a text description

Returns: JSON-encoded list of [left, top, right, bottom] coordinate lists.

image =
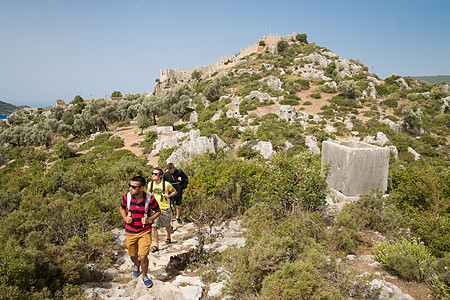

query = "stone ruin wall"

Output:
[[159, 32, 297, 83]]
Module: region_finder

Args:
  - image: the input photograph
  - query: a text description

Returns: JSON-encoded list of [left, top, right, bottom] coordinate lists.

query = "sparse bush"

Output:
[[375, 239, 436, 282], [295, 33, 308, 44], [236, 145, 261, 160], [260, 261, 333, 299], [382, 98, 398, 108], [309, 93, 321, 99], [277, 40, 289, 53], [336, 189, 384, 232]]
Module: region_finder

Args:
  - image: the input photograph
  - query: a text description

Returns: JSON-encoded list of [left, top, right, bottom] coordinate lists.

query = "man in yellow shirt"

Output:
[[147, 167, 177, 252]]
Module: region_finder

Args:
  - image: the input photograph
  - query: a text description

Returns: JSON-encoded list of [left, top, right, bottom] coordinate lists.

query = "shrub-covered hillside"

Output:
[[0, 33, 448, 299]]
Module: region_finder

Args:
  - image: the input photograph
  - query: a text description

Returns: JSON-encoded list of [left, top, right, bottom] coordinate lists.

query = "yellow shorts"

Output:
[[126, 230, 152, 257]]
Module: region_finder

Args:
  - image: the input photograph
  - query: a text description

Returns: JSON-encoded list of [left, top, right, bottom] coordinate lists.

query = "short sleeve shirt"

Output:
[[148, 181, 173, 210]]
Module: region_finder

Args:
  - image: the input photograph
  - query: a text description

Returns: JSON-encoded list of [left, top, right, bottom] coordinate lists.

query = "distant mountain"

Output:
[[0, 100, 29, 115], [410, 75, 450, 84]]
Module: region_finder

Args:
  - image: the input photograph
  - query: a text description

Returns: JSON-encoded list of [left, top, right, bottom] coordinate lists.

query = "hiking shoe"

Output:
[[176, 218, 182, 225], [133, 261, 141, 277], [142, 276, 153, 288]]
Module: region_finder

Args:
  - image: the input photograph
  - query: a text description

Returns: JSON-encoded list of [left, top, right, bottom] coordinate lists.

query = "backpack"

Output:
[[126, 192, 152, 217]]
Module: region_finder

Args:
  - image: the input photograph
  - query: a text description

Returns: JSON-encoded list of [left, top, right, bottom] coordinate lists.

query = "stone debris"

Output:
[[83, 219, 245, 299]]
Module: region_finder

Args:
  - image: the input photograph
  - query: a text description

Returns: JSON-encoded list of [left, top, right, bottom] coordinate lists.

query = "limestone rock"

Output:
[[344, 117, 353, 130], [190, 111, 198, 123], [295, 64, 331, 80], [266, 76, 283, 90], [407, 147, 421, 160], [396, 77, 410, 90], [362, 132, 389, 146], [166, 130, 227, 165], [441, 96, 449, 113], [379, 118, 404, 133], [211, 113, 221, 122], [367, 76, 382, 85], [305, 135, 320, 154], [302, 52, 330, 68], [279, 105, 295, 122], [246, 91, 277, 102], [369, 279, 414, 300], [335, 59, 362, 78], [252, 141, 274, 159]]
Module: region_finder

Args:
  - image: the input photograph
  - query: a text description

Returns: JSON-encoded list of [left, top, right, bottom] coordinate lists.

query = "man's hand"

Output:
[[126, 215, 133, 224]]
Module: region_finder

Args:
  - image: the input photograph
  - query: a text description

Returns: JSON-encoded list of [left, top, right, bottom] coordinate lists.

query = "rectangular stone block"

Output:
[[321, 140, 389, 197]]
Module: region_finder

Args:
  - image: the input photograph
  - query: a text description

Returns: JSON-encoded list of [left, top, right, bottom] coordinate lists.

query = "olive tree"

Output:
[[338, 80, 357, 99]]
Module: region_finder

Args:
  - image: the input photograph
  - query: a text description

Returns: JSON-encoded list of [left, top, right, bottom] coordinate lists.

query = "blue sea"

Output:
[[0, 115, 9, 119]]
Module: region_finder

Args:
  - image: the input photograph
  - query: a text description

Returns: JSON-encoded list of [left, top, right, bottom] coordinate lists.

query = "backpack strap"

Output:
[[126, 192, 131, 216], [144, 192, 150, 215], [150, 180, 165, 202], [127, 192, 151, 217]]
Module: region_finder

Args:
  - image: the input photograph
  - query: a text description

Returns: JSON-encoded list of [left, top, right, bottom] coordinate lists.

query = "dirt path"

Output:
[[113, 125, 159, 166]]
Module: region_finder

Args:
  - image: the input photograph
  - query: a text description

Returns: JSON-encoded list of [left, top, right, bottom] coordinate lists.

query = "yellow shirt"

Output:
[[148, 181, 173, 210]]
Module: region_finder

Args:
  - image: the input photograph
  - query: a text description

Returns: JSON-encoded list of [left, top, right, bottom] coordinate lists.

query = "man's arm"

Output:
[[120, 206, 132, 224]]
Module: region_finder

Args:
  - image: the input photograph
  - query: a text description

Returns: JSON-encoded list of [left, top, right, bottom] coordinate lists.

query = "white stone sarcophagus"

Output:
[[321, 140, 389, 201]]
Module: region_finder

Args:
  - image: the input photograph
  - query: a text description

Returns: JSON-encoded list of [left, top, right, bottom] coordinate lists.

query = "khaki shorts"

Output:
[[153, 208, 171, 228], [126, 230, 152, 257]]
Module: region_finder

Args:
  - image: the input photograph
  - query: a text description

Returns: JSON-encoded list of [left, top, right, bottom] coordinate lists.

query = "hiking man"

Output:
[[148, 167, 177, 252], [163, 162, 189, 225], [119, 176, 160, 288]]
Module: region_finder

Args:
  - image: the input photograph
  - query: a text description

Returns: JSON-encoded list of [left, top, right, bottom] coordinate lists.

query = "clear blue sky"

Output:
[[1, 0, 449, 108]]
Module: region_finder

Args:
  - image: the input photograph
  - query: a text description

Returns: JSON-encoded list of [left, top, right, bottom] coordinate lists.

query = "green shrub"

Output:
[[302, 100, 312, 105], [260, 261, 334, 299], [333, 231, 356, 254], [309, 93, 321, 99], [408, 212, 450, 258], [374, 239, 437, 282], [388, 164, 449, 213], [236, 145, 261, 160], [277, 40, 289, 53], [158, 147, 175, 167], [336, 189, 384, 232], [375, 84, 389, 96], [382, 98, 398, 108], [279, 96, 300, 106]]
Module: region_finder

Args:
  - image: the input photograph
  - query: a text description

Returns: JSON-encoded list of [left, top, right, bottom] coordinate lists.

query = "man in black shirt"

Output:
[[163, 163, 189, 225]]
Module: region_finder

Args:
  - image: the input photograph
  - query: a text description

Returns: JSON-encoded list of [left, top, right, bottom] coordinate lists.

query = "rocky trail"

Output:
[[82, 219, 429, 299], [83, 220, 245, 299]]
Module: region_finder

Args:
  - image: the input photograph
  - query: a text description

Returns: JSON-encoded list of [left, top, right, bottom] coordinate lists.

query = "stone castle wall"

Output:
[[159, 32, 296, 83]]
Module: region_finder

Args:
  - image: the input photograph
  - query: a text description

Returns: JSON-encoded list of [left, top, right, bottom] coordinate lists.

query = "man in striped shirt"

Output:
[[120, 176, 160, 288]]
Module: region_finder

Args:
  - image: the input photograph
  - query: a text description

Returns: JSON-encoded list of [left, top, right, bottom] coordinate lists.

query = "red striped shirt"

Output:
[[120, 192, 159, 234]]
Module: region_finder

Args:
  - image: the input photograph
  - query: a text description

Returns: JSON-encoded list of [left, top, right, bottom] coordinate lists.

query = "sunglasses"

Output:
[[128, 184, 142, 189], [152, 172, 161, 176]]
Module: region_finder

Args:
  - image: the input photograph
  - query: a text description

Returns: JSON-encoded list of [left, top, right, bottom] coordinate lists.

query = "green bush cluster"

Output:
[[374, 239, 436, 282], [255, 113, 305, 149], [216, 202, 380, 299], [0, 133, 155, 298]]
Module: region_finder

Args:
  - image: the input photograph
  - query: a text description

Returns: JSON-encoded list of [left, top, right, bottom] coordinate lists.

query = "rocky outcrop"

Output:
[[166, 130, 227, 165], [305, 135, 320, 154], [441, 96, 449, 113], [190, 111, 198, 123], [362, 132, 389, 146], [266, 76, 283, 91], [252, 141, 274, 159], [245, 91, 278, 102]]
